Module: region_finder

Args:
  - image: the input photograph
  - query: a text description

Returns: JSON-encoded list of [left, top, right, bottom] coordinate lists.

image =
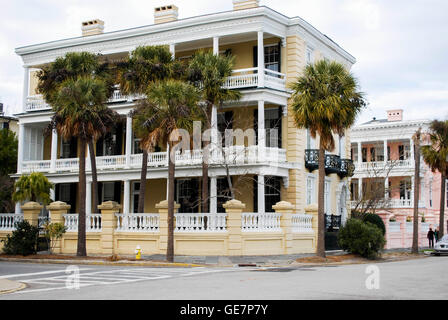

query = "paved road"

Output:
[[0, 256, 447, 300]]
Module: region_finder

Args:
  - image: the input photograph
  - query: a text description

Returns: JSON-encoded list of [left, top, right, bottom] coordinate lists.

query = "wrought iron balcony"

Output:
[[305, 149, 342, 174], [339, 158, 355, 178], [325, 214, 342, 231], [304, 149, 319, 171]]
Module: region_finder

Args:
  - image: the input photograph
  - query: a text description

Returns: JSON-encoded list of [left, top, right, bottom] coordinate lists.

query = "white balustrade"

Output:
[[0, 214, 23, 231], [291, 213, 313, 233], [25, 95, 51, 112], [63, 213, 102, 232], [115, 213, 159, 232], [175, 213, 227, 232], [241, 212, 282, 232], [21, 160, 51, 173], [21, 146, 286, 174], [56, 158, 79, 171], [96, 155, 127, 170]]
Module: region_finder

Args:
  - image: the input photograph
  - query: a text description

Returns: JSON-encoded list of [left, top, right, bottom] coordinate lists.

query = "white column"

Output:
[[126, 115, 132, 168], [50, 129, 58, 173], [383, 139, 388, 163], [384, 177, 389, 199], [411, 176, 415, 204], [358, 177, 363, 200], [258, 175, 265, 213], [213, 36, 219, 55], [169, 43, 175, 60], [15, 202, 22, 214], [86, 181, 92, 215], [17, 123, 25, 174], [357, 142, 362, 165], [22, 66, 29, 113], [210, 177, 217, 214], [124, 180, 130, 214], [410, 137, 415, 163], [257, 31, 264, 88], [50, 187, 55, 202], [258, 100, 265, 161]]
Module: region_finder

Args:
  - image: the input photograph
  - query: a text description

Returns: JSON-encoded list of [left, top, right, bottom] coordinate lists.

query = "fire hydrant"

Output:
[[135, 245, 142, 260]]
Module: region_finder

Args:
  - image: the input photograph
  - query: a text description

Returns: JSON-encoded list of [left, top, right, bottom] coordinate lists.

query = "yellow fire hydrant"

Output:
[[135, 245, 142, 260]]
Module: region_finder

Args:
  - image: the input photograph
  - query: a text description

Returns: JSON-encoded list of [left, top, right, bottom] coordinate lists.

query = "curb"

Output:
[[0, 257, 203, 268], [0, 281, 27, 295]]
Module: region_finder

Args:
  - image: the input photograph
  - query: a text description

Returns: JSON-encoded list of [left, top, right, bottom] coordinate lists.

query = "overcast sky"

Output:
[[1, 0, 447, 124]]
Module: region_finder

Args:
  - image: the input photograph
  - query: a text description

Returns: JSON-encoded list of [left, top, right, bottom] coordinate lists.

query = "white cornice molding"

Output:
[[16, 6, 354, 66]]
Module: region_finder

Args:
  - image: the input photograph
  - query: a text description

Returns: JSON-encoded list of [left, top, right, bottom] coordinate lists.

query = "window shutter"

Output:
[[253, 46, 258, 68], [69, 137, 78, 158]]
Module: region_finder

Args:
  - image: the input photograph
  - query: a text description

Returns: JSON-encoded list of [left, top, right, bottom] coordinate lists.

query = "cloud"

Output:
[[1, 0, 447, 126]]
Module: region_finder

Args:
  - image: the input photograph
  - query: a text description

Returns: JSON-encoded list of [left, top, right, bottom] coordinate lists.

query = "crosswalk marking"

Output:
[[3, 266, 241, 295]]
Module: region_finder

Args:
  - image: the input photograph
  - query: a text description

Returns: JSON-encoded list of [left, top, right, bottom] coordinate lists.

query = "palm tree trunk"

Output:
[[201, 104, 213, 213], [77, 138, 87, 257], [412, 133, 420, 254], [439, 173, 446, 239], [317, 145, 326, 258], [88, 140, 98, 213], [138, 149, 148, 213], [167, 142, 175, 262]]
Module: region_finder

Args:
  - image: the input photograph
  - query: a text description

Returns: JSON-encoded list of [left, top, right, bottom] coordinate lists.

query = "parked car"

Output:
[[434, 234, 448, 255]]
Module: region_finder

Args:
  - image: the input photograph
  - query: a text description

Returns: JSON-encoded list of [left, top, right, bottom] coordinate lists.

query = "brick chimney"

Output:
[[81, 19, 104, 36], [232, 0, 260, 10], [387, 109, 403, 122], [154, 5, 179, 24]]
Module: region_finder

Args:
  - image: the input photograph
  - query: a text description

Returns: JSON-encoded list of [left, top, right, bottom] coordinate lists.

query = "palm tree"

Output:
[[117, 45, 179, 213], [38, 52, 117, 216], [421, 120, 448, 239], [12, 172, 54, 205], [289, 60, 366, 258], [412, 128, 421, 254], [188, 50, 241, 212], [138, 79, 201, 262]]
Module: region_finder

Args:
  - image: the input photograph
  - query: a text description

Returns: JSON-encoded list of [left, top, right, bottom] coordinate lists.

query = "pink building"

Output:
[[350, 110, 447, 248]]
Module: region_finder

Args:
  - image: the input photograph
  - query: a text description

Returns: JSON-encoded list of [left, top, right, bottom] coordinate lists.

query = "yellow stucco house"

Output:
[[6, 0, 356, 256]]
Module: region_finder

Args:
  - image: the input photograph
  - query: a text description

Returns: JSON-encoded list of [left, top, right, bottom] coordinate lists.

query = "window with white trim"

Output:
[[324, 180, 331, 214], [306, 175, 316, 205], [264, 44, 280, 72], [306, 46, 314, 64]]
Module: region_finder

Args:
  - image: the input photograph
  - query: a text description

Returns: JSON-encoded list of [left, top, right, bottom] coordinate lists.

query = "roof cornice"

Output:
[[15, 6, 355, 64], [352, 119, 431, 132]]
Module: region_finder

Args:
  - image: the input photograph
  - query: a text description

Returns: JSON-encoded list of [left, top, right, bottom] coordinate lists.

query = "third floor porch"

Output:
[[23, 32, 289, 113]]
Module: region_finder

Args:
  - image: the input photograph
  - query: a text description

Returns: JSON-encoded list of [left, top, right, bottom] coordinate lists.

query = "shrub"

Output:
[[338, 218, 385, 259], [42, 222, 67, 253], [363, 213, 386, 235], [2, 220, 39, 255]]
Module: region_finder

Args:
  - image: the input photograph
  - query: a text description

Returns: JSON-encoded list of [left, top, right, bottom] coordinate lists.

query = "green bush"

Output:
[[1, 220, 39, 256], [338, 218, 385, 259], [363, 213, 386, 235]]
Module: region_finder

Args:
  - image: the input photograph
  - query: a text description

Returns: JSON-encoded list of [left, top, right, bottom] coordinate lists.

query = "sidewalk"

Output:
[[0, 279, 26, 295]]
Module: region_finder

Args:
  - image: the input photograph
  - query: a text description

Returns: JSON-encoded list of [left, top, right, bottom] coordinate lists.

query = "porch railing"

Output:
[[291, 213, 313, 233], [21, 146, 287, 173], [0, 214, 23, 231], [63, 213, 102, 232], [241, 212, 281, 232], [115, 213, 159, 232], [174, 212, 227, 232]]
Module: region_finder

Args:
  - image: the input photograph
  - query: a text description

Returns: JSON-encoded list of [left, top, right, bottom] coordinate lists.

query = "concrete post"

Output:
[[304, 203, 318, 250], [21, 201, 43, 227], [223, 199, 245, 256], [156, 200, 180, 255], [46, 201, 71, 253], [273, 201, 294, 254], [395, 213, 407, 248], [98, 201, 121, 255]]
